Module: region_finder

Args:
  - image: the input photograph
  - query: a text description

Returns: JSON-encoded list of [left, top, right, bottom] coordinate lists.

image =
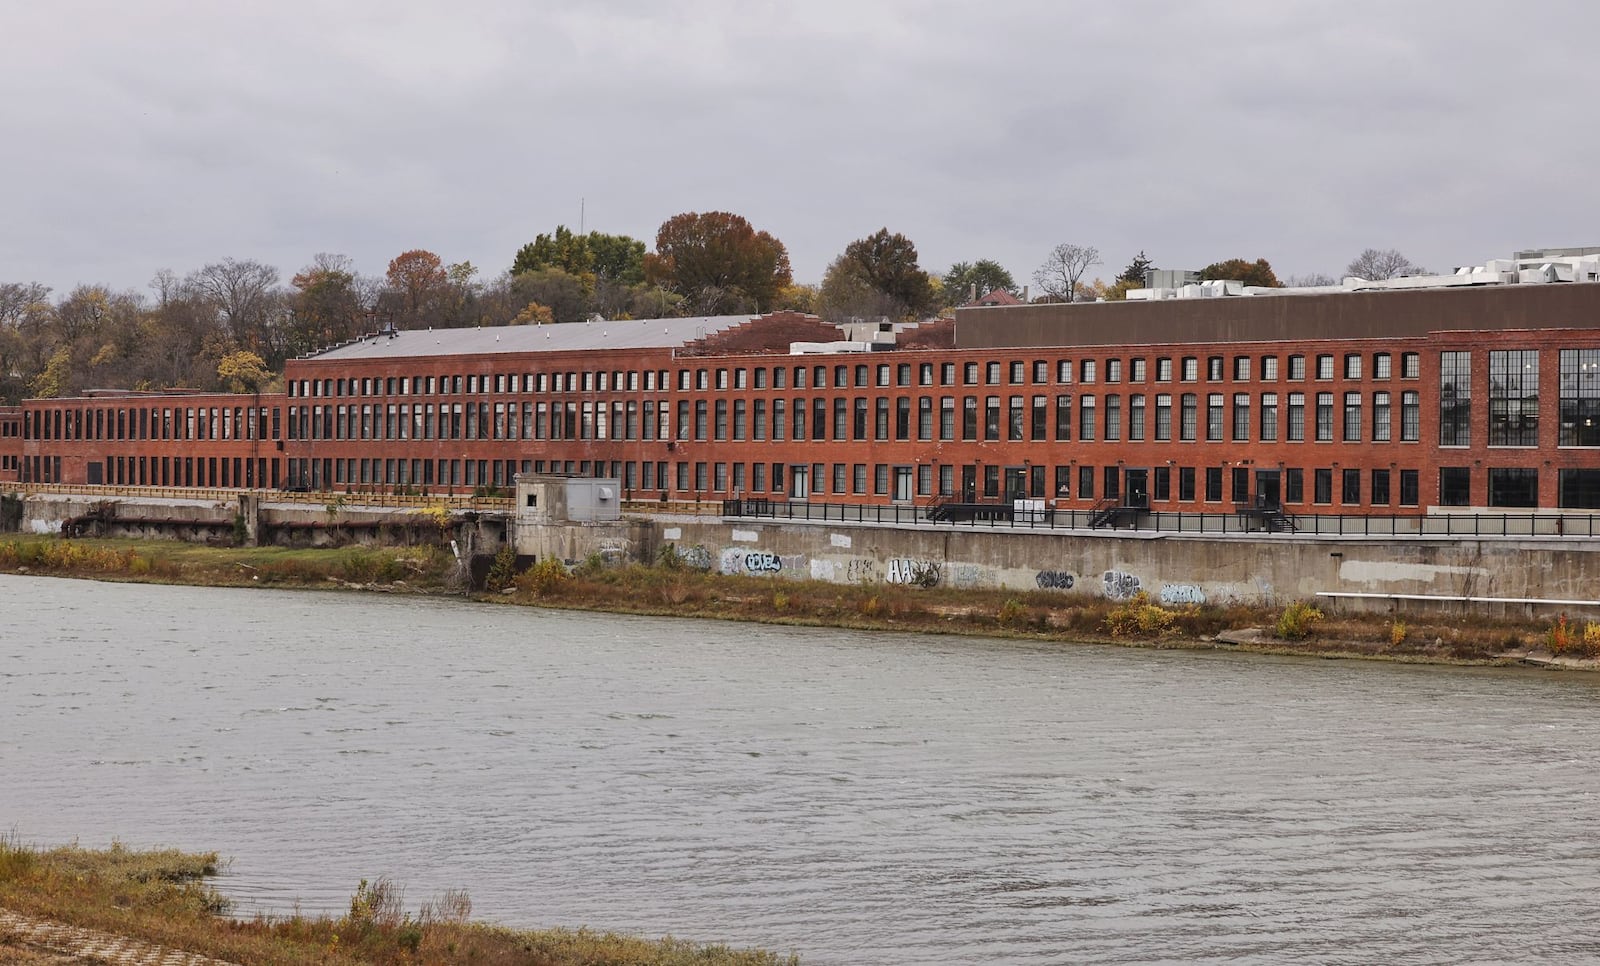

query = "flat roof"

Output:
[[307, 315, 759, 362], [954, 281, 1600, 349]]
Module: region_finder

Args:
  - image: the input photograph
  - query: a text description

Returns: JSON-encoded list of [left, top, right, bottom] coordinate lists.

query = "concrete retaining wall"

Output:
[[13, 489, 1598, 616], [11, 492, 507, 553], [514, 517, 657, 566], [644, 518, 1600, 616], [19, 493, 239, 539]]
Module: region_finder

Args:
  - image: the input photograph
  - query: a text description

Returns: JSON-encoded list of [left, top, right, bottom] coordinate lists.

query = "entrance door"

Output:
[[1003, 467, 1028, 501], [961, 466, 977, 502], [893, 466, 913, 503], [789, 464, 809, 500], [1255, 469, 1281, 510], [1125, 468, 1149, 508]]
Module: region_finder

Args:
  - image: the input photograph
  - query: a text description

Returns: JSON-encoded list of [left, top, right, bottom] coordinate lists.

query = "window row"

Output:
[[26, 406, 282, 443], [19, 454, 281, 489], [281, 391, 1437, 446], [286, 350, 1428, 402]]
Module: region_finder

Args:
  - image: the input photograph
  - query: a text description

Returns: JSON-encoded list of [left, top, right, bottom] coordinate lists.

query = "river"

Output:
[[3, 573, 1599, 963]]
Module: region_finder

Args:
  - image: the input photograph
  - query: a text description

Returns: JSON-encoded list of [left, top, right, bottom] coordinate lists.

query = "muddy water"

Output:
[[4, 574, 1599, 964]]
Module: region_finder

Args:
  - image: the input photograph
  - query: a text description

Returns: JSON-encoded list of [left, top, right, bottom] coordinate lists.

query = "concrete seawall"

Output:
[[9, 491, 509, 554], [637, 517, 1600, 617], [9, 489, 1597, 616]]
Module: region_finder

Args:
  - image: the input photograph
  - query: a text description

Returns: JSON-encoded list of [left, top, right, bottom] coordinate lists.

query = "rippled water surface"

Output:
[[4, 573, 1600, 963]]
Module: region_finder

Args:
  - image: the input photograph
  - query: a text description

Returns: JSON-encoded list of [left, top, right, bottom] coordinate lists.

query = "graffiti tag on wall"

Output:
[[743, 551, 783, 573], [675, 544, 712, 570], [948, 564, 992, 589], [884, 558, 941, 587], [1035, 570, 1076, 590], [1103, 570, 1141, 600], [1158, 584, 1205, 605], [846, 558, 878, 583], [719, 547, 804, 575]]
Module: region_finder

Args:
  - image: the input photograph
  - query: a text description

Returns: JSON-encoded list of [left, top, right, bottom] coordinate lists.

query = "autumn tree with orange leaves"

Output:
[[644, 211, 791, 315], [385, 249, 449, 328]]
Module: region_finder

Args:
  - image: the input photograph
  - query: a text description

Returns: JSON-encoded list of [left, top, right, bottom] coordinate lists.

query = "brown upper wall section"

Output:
[[896, 318, 956, 349], [678, 311, 843, 356], [954, 282, 1600, 350]]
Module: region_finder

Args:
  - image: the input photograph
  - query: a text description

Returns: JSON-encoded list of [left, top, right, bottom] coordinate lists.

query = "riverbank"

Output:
[[1, 534, 1595, 669], [0, 535, 462, 593], [0, 840, 796, 965]]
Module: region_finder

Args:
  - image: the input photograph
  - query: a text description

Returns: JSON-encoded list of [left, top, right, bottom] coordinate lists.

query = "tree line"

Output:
[[0, 205, 1424, 404]]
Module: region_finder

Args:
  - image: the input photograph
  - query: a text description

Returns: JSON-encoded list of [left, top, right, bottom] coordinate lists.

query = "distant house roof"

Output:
[[306, 315, 759, 362], [965, 288, 1022, 307]]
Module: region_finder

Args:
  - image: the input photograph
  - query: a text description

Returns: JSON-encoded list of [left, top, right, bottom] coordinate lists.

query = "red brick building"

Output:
[[6, 389, 284, 489], [6, 282, 1600, 516], [0, 406, 21, 482]]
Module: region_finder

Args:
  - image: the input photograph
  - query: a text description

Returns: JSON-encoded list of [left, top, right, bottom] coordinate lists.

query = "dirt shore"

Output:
[[6, 534, 1595, 672]]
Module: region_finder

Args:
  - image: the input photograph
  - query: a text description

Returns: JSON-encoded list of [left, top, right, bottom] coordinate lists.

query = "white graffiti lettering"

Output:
[[1158, 584, 1206, 605], [1103, 570, 1142, 600], [676, 545, 712, 570], [885, 558, 941, 587]]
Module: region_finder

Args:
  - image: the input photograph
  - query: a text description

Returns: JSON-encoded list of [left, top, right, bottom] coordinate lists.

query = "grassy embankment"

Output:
[[491, 549, 1597, 664], [0, 534, 460, 592], [3, 532, 1592, 666], [0, 838, 796, 965]]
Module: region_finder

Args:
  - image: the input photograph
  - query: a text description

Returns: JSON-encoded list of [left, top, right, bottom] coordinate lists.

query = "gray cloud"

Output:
[[4, 0, 1598, 297]]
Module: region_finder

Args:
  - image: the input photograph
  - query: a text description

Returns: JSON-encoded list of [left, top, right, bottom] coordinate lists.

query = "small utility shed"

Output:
[[512, 474, 649, 564], [516, 474, 621, 524]]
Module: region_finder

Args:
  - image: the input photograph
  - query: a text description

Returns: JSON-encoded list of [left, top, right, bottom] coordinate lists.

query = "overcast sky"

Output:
[[4, 1, 1597, 297]]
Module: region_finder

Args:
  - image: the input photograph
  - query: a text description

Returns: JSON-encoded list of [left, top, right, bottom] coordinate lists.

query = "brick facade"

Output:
[[0, 406, 20, 482], [9, 291, 1600, 514]]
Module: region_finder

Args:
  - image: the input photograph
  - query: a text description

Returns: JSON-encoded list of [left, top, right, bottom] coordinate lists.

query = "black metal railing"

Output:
[[1087, 498, 1126, 529], [718, 498, 1600, 538]]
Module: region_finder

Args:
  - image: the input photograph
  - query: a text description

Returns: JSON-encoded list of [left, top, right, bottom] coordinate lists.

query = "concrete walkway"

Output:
[[0, 907, 241, 965]]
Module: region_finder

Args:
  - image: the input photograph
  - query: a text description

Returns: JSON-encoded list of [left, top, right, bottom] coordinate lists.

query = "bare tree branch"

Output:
[[1346, 248, 1423, 280], [1034, 244, 1101, 302]]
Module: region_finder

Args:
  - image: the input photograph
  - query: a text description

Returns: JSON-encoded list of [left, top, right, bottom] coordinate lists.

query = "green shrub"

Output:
[[1276, 600, 1324, 640], [516, 556, 570, 597], [997, 597, 1027, 627], [348, 876, 405, 931], [340, 548, 379, 583], [484, 545, 519, 592], [1104, 592, 1176, 637]]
